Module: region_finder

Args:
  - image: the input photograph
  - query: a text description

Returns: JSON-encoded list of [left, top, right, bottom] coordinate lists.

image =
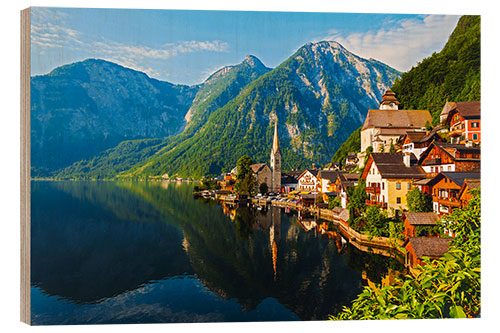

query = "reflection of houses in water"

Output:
[[317, 222, 347, 254], [297, 210, 317, 233], [222, 202, 237, 220]]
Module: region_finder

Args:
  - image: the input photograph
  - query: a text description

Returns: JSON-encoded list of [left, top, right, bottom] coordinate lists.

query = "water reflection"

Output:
[[31, 181, 402, 324]]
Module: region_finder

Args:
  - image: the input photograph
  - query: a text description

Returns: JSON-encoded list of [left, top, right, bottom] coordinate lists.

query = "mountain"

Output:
[[184, 55, 271, 134], [391, 15, 480, 124], [31, 59, 199, 173], [53, 56, 272, 179], [330, 126, 362, 165], [124, 41, 400, 178]]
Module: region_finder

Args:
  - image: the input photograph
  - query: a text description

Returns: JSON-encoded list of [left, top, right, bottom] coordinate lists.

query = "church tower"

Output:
[[270, 121, 281, 193]]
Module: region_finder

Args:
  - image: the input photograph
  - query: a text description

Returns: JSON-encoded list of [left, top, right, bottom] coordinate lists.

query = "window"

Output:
[[407, 183, 411, 190], [471, 122, 479, 128], [396, 197, 401, 204], [473, 133, 478, 140], [396, 182, 401, 190], [382, 182, 384, 190]]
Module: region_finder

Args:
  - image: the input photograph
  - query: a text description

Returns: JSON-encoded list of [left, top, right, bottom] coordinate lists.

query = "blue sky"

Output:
[[31, 7, 460, 85]]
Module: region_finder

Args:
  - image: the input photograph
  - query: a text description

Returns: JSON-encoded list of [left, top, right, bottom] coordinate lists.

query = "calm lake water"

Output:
[[31, 180, 403, 325]]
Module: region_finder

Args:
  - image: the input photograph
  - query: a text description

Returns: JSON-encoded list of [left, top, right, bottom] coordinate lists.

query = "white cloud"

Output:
[[30, 8, 230, 79], [317, 15, 460, 71]]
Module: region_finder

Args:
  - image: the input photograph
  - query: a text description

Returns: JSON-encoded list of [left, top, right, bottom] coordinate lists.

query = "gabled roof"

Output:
[[251, 163, 269, 173], [403, 129, 442, 144], [418, 142, 481, 164], [362, 109, 432, 131], [408, 237, 451, 259], [403, 212, 440, 226], [427, 171, 481, 188], [318, 170, 341, 182], [298, 169, 319, 179], [458, 178, 481, 199], [362, 153, 425, 179], [449, 101, 481, 119]]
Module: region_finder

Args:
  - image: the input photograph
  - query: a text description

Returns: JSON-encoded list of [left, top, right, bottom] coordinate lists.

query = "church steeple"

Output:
[[270, 120, 281, 193], [272, 121, 280, 155]]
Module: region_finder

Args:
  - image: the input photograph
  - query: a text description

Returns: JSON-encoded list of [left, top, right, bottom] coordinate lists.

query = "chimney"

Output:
[[403, 152, 411, 167]]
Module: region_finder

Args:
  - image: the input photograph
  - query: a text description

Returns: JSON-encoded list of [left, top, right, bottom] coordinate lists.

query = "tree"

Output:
[[328, 196, 341, 209], [235, 155, 256, 195], [365, 206, 388, 237], [347, 180, 367, 229], [389, 142, 396, 153], [330, 189, 481, 320], [259, 182, 268, 194], [406, 187, 433, 212]]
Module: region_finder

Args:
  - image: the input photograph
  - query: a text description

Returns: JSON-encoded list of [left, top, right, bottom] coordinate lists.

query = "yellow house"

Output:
[[361, 153, 426, 214]]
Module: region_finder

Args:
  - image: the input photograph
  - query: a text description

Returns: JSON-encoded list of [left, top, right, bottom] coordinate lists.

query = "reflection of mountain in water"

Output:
[[31, 181, 401, 320], [31, 181, 193, 304]]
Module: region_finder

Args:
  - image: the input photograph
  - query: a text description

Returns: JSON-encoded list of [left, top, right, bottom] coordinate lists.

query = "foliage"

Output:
[[330, 189, 480, 320], [197, 178, 220, 191], [54, 138, 170, 180], [415, 224, 441, 237], [364, 206, 389, 237], [235, 155, 256, 195], [391, 16, 480, 125], [331, 127, 361, 164], [259, 182, 269, 194], [406, 187, 433, 212], [328, 196, 341, 209], [389, 142, 396, 153], [347, 180, 367, 227]]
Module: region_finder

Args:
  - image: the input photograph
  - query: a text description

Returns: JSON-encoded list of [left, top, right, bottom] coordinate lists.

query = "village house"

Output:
[[359, 89, 433, 166], [399, 129, 444, 160], [281, 171, 301, 193], [440, 101, 481, 144], [405, 237, 451, 269], [458, 178, 481, 207], [402, 212, 440, 239], [218, 173, 236, 192], [329, 173, 359, 208], [345, 153, 358, 166], [317, 170, 341, 201], [417, 142, 480, 177], [426, 171, 480, 216], [297, 169, 319, 192], [361, 153, 426, 212]]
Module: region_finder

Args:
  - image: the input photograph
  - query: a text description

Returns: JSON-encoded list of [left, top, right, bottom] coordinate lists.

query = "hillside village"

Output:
[[204, 89, 480, 271]]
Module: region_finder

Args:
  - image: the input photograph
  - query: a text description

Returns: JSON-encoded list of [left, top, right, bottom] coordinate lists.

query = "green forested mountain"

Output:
[[184, 55, 271, 134], [330, 126, 361, 164], [31, 59, 199, 173], [123, 41, 400, 178], [54, 56, 272, 179], [391, 15, 480, 124]]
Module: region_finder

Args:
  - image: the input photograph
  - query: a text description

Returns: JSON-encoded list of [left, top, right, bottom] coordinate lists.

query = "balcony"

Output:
[[449, 128, 462, 137], [365, 199, 387, 209], [433, 196, 461, 208], [365, 186, 381, 194]]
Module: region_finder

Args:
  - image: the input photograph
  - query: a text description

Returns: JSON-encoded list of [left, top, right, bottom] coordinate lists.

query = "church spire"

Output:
[[272, 121, 280, 154]]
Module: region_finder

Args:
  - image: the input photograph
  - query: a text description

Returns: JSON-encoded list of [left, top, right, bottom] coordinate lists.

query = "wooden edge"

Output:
[[20, 7, 31, 325]]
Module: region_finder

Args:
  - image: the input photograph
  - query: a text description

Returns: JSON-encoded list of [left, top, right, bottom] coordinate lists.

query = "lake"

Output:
[[30, 180, 403, 325]]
